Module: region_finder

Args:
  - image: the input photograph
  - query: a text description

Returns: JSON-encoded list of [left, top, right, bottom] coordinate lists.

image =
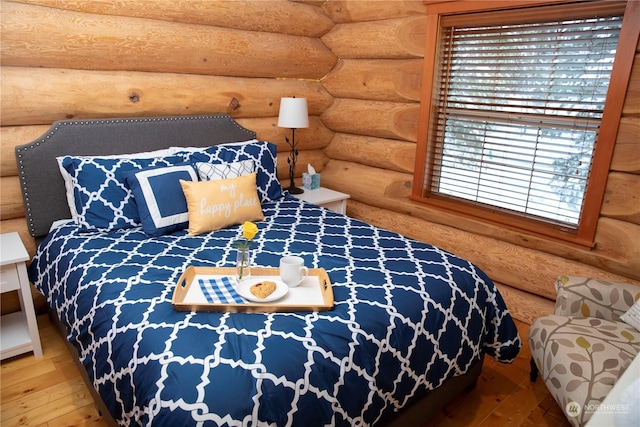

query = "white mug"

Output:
[[279, 256, 309, 287]]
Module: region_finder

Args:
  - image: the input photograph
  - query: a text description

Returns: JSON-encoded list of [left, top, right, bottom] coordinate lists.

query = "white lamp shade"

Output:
[[277, 97, 309, 129]]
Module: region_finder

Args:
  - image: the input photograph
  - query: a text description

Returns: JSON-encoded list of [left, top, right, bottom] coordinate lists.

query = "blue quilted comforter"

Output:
[[29, 195, 521, 426]]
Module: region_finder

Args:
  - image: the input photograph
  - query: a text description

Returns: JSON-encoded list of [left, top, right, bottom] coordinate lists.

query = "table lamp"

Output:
[[277, 97, 309, 194]]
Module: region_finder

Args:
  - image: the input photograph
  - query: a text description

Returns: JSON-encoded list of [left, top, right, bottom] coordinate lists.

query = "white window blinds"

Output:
[[431, 12, 623, 228]]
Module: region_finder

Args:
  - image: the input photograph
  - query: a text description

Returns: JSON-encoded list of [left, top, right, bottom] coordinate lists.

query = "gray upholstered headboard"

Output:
[[15, 115, 256, 240]]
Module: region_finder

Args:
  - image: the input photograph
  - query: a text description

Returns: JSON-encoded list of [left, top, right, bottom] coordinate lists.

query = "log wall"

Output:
[[319, 0, 640, 323], [0, 0, 337, 313], [1, 0, 638, 324]]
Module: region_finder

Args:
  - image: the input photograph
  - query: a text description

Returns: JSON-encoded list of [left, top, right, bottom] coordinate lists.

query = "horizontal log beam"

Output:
[[0, 219, 34, 257], [322, 59, 423, 102], [0, 67, 333, 126], [321, 16, 427, 59], [1, 125, 50, 176], [10, 0, 335, 37], [276, 149, 329, 182], [321, 98, 419, 142], [1, 2, 337, 79], [593, 217, 640, 278], [495, 283, 555, 324], [236, 116, 334, 152], [612, 117, 640, 173], [0, 119, 333, 183], [323, 0, 426, 23], [1, 292, 20, 316], [601, 172, 640, 224], [321, 159, 413, 203], [323, 133, 415, 173], [623, 53, 640, 115], [0, 176, 24, 220]]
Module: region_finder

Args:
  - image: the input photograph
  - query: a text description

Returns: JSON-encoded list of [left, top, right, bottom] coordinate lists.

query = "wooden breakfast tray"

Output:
[[172, 266, 334, 313]]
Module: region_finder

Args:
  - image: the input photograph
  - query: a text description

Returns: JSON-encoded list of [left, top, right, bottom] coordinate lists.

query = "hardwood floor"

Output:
[[1, 314, 104, 427], [1, 314, 572, 427], [427, 323, 572, 427]]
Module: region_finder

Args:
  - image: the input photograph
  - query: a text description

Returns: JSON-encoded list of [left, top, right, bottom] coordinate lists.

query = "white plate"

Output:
[[236, 278, 289, 303]]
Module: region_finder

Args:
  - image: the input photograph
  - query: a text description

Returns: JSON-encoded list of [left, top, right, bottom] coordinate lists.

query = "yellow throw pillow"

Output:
[[180, 172, 265, 236]]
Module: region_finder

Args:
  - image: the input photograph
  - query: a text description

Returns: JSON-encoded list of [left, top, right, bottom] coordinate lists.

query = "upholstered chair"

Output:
[[528, 275, 640, 427]]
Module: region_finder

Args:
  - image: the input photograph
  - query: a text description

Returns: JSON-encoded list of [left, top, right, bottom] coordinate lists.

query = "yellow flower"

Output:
[[235, 222, 258, 280], [234, 222, 259, 251], [242, 221, 259, 241]]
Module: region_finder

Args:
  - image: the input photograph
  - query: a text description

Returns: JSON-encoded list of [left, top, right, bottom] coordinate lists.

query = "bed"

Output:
[[17, 114, 521, 426]]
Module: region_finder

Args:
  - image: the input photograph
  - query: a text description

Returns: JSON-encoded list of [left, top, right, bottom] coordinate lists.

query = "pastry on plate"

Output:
[[249, 281, 277, 299]]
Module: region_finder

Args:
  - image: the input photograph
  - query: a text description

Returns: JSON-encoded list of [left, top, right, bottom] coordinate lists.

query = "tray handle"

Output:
[[314, 268, 334, 308], [177, 271, 189, 289], [172, 266, 195, 306]]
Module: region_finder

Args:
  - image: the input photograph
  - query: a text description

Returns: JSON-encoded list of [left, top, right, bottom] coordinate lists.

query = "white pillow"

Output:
[[56, 148, 178, 221], [620, 299, 640, 332], [170, 139, 259, 152], [49, 218, 74, 232]]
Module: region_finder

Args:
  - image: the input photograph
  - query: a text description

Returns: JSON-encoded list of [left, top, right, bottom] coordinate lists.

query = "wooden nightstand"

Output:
[[292, 187, 350, 214], [1, 232, 43, 359]]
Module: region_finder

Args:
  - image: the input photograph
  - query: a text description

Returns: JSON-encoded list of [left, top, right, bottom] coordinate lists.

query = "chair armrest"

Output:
[[554, 275, 640, 321]]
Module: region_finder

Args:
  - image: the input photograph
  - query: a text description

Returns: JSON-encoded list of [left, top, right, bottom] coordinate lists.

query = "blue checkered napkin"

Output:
[[198, 276, 246, 304]]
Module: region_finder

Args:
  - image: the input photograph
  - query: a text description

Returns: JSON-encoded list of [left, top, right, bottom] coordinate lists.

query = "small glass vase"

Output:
[[236, 248, 251, 282]]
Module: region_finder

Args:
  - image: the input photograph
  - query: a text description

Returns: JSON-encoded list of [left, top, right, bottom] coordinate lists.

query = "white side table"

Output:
[[292, 187, 350, 214], [1, 232, 43, 359]]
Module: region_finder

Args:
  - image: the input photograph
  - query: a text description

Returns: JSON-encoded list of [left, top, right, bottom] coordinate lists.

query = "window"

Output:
[[414, 1, 637, 247]]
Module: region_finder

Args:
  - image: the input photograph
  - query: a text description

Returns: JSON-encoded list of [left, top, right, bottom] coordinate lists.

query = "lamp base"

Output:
[[286, 185, 304, 195]]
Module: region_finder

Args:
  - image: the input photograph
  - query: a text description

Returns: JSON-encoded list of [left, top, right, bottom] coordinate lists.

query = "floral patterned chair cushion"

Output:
[[554, 275, 639, 322], [528, 275, 640, 427]]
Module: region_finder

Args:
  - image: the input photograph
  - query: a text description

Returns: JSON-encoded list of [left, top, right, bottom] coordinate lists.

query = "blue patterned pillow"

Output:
[[123, 164, 197, 236], [61, 155, 184, 231], [179, 141, 282, 202], [56, 148, 178, 222]]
